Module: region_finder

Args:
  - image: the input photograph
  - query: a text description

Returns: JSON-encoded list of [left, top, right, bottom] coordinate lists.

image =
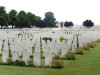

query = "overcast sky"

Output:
[[0, 0, 100, 25]]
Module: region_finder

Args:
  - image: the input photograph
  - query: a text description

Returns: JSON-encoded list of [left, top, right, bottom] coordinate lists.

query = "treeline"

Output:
[[0, 6, 94, 28], [0, 6, 57, 28]]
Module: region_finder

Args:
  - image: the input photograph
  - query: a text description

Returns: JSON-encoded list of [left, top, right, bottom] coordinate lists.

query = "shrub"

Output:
[[27, 60, 33, 66], [53, 54, 59, 59], [7, 58, 13, 65], [92, 42, 96, 46], [60, 36, 65, 42], [76, 47, 84, 54], [30, 55, 33, 58], [51, 59, 64, 69], [83, 45, 89, 51], [96, 39, 100, 42], [0, 62, 8, 65], [65, 51, 75, 60], [87, 42, 96, 48], [13, 60, 25, 66]]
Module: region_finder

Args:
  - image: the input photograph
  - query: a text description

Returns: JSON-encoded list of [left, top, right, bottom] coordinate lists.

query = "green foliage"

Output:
[[65, 51, 75, 60], [0, 6, 8, 28], [27, 12, 36, 27], [0, 6, 6, 15], [83, 45, 90, 51], [92, 42, 96, 46], [51, 59, 64, 69], [8, 9, 18, 28], [17, 10, 31, 28], [30, 55, 33, 58], [27, 60, 33, 66], [96, 39, 100, 42], [60, 36, 65, 42], [44, 11, 56, 27], [0, 62, 8, 65], [13, 60, 25, 66], [0, 58, 13, 65], [53, 54, 59, 59], [76, 47, 84, 54], [36, 16, 41, 21], [7, 58, 13, 65], [0, 16, 7, 27], [87, 42, 96, 48]]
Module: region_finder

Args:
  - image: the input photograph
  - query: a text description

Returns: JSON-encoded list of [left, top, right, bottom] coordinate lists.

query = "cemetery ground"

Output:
[[0, 42, 100, 75]]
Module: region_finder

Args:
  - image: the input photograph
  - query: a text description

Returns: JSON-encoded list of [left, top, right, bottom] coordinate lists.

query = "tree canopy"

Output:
[[8, 9, 18, 28], [17, 10, 31, 28], [83, 20, 94, 27], [0, 6, 59, 28], [64, 21, 74, 27], [0, 6, 41, 28], [36, 20, 46, 28], [27, 12, 36, 27], [0, 6, 8, 28], [44, 12, 56, 27]]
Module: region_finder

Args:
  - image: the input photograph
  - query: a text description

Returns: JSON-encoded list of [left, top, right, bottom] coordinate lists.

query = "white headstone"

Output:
[[2, 50, 9, 63], [45, 51, 52, 66], [12, 51, 19, 61], [23, 50, 30, 65], [33, 51, 41, 66]]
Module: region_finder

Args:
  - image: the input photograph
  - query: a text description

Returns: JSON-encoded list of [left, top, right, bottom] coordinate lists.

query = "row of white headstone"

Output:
[[0, 28, 100, 67]]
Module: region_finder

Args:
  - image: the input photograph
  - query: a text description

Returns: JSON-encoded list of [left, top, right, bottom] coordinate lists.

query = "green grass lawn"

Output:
[[0, 43, 100, 75]]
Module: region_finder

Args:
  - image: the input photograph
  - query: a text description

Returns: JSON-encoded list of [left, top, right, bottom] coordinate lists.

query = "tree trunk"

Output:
[[12, 25, 13, 28]]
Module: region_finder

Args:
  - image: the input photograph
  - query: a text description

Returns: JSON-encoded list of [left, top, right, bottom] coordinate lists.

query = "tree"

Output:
[[83, 20, 94, 27], [0, 6, 8, 28], [8, 9, 18, 28], [64, 21, 74, 27], [0, 6, 6, 15], [44, 11, 56, 27], [17, 10, 31, 28], [36, 16, 41, 21], [0, 16, 6, 28], [27, 12, 36, 27], [36, 20, 46, 28], [16, 20, 27, 28]]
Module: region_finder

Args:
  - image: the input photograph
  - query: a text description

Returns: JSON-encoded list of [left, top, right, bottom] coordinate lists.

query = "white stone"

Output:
[[2, 50, 9, 63], [12, 51, 19, 61], [33, 51, 41, 66], [45, 51, 52, 66], [23, 50, 30, 65]]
